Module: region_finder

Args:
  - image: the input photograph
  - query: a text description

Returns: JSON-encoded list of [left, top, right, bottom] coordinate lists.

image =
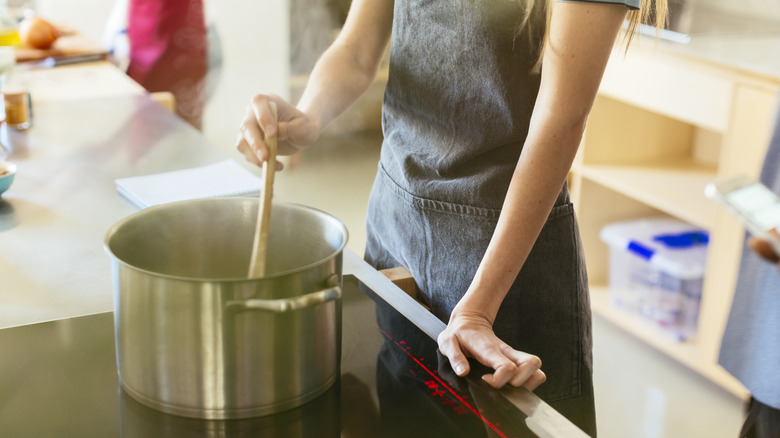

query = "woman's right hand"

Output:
[[236, 94, 322, 170]]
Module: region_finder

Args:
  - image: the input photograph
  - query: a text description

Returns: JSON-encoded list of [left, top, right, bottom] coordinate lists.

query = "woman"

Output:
[[237, 0, 667, 434]]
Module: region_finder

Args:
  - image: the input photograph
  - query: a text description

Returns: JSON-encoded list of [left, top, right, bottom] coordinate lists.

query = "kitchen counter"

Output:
[[0, 62, 227, 329], [634, 4, 780, 82], [649, 32, 780, 83]]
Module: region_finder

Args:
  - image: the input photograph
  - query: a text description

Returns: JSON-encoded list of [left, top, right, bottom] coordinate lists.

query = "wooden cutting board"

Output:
[[14, 33, 106, 63]]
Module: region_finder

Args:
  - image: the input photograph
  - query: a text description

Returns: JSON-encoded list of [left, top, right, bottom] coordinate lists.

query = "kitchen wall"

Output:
[[703, 0, 780, 20], [32, 0, 115, 41]]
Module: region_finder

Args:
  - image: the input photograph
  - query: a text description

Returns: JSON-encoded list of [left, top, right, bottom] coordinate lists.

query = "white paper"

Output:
[[115, 159, 262, 208]]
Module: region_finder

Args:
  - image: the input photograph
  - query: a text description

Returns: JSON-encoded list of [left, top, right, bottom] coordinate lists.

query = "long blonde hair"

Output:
[[517, 0, 670, 60], [624, 0, 670, 48]]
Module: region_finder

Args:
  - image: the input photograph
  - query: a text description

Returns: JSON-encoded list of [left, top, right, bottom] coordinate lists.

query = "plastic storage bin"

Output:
[[600, 217, 709, 341]]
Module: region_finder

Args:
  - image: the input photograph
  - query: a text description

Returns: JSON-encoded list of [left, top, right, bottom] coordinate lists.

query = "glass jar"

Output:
[[3, 89, 30, 130], [0, 0, 18, 46]]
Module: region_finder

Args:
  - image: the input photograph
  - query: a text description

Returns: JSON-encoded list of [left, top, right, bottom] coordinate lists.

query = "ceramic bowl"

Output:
[[0, 161, 16, 196]]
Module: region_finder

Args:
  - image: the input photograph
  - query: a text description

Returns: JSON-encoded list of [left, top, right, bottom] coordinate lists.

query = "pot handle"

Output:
[[226, 286, 341, 313]]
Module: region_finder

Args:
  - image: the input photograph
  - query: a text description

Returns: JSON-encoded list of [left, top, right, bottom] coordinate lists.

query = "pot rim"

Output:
[[104, 198, 349, 282]]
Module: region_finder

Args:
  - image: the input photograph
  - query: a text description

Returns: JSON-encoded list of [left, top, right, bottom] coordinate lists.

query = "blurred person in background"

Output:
[[104, 0, 214, 130], [719, 96, 780, 438]]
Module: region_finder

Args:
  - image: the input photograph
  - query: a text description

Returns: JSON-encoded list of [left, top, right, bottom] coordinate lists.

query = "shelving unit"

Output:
[[571, 40, 780, 400], [578, 163, 717, 229]]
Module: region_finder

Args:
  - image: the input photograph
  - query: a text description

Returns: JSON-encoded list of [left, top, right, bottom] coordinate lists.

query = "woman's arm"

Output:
[[236, 0, 394, 167], [296, 0, 394, 133], [438, 1, 630, 389]]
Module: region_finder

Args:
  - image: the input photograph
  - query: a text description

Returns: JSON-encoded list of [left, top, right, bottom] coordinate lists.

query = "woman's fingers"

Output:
[[482, 361, 517, 388], [520, 369, 547, 391], [437, 331, 471, 377], [500, 344, 545, 389], [469, 343, 519, 387], [438, 316, 517, 379], [236, 133, 261, 167], [236, 94, 284, 166], [478, 344, 542, 389], [251, 94, 279, 139], [502, 345, 544, 389], [481, 360, 545, 389], [237, 104, 267, 162]]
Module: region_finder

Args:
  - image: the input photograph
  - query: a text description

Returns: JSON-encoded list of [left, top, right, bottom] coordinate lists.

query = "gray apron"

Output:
[[365, 0, 597, 433]]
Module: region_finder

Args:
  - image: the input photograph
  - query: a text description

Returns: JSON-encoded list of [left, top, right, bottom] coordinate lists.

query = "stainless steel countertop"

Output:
[[651, 32, 780, 82], [0, 92, 228, 329]]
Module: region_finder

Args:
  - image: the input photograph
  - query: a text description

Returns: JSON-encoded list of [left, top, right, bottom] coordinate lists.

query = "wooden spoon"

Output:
[[248, 101, 278, 278]]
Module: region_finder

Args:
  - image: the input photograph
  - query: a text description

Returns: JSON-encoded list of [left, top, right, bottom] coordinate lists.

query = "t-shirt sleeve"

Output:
[[556, 0, 641, 11]]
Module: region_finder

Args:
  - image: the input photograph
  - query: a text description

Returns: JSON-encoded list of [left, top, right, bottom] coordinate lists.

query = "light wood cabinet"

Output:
[[571, 41, 780, 399]]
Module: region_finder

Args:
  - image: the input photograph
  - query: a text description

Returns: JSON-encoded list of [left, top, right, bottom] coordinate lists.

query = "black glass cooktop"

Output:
[[0, 275, 541, 437]]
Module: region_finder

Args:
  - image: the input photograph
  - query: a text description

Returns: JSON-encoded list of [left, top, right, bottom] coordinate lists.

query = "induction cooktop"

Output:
[[0, 252, 588, 438]]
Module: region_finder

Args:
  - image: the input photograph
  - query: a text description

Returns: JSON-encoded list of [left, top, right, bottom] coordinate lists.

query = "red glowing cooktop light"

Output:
[[376, 325, 513, 438]]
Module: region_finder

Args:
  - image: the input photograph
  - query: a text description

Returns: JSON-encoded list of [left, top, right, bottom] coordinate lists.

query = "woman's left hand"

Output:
[[437, 309, 546, 390]]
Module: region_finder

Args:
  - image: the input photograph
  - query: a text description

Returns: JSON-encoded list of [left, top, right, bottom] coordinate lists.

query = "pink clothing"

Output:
[[127, 0, 207, 128]]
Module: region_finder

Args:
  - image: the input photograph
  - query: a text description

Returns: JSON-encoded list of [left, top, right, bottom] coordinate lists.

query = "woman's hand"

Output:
[[236, 94, 321, 170], [235, 0, 393, 170], [437, 308, 546, 390]]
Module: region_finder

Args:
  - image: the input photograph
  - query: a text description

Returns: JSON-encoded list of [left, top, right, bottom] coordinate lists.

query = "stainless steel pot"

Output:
[[104, 198, 348, 419]]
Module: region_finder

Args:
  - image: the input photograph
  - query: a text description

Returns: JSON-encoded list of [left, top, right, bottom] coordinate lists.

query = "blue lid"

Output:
[[627, 231, 709, 259], [653, 231, 709, 248]]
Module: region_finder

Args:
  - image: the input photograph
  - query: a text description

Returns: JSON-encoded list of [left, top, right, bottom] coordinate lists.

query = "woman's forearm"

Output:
[[453, 2, 628, 322], [296, 0, 393, 133], [296, 43, 383, 133], [456, 115, 586, 321]]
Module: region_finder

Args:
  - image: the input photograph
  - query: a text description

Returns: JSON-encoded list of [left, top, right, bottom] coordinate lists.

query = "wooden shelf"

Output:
[[577, 162, 719, 230], [590, 285, 749, 399], [574, 39, 780, 408]]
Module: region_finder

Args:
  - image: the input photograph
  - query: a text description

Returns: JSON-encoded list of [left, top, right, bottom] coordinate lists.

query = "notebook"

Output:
[[116, 159, 263, 209]]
